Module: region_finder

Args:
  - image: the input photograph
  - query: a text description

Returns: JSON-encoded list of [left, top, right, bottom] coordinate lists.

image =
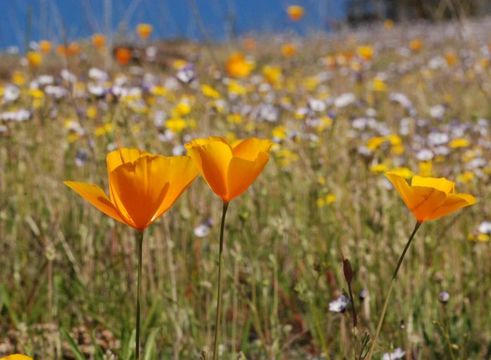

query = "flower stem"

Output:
[[135, 230, 144, 360], [366, 221, 422, 359], [213, 202, 229, 360]]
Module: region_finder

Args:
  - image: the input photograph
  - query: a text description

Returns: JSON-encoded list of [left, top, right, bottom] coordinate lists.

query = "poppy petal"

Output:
[[106, 148, 150, 173], [153, 156, 198, 220], [109, 155, 170, 230], [426, 193, 477, 220], [64, 181, 128, 226], [409, 186, 448, 221], [411, 176, 455, 194], [385, 172, 415, 209], [186, 141, 232, 199], [227, 152, 269, 201], [232, 138, 272, 161]]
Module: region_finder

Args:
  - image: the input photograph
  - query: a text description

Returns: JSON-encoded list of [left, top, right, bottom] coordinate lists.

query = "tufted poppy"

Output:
[[65, 148, 197, 231], [287, 5, 305, 21], [385, 172, 476, 222], [185, 137, 272, 202], [136, 23, 153, 40], [185, 136, 271, 360]]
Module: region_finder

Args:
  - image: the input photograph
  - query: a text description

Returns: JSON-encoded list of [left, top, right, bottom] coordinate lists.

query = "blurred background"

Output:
[[2, 0, 491, 51]]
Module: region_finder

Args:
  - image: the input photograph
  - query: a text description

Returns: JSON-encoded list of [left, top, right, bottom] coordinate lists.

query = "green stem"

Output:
[[366, 221, 422, 360], [213, 202, 229, 360], [135, 230, 144, 360]]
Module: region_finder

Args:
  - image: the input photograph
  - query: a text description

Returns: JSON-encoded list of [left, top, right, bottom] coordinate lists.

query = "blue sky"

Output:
[[0, 0, 347, 50]]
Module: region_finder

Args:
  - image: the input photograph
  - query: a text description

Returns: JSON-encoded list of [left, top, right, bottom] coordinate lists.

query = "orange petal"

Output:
[[185, 140, 232, 199], [106, 148, 150, 173], [0, 355, 33, 360], [409, 186, 448, 221], [109, 155, 170, 230], [64, 181, 128, 226], [426, 193, 477, 221], [226, 152, 269, 201], [411, 176, 455, 194], [385, 172, 415, 209], [153, 156, 198, 219], [232, 138, 273, 161]]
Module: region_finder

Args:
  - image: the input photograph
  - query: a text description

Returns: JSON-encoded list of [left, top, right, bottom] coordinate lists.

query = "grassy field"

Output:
[[0, 17, 490, 359]]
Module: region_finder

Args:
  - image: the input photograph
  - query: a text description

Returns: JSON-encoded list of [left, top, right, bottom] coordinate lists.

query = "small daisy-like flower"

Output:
[[194, 219, 213, 238], [328, 294, 349, 313], [382, 348, 405, 360], [439, 291, 450, 304]]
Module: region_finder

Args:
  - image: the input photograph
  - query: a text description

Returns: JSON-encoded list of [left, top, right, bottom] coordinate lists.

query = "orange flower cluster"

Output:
[[65, 137, 272, 229]]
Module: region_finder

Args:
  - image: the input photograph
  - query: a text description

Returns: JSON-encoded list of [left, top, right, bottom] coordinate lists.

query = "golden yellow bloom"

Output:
[[370, 163, 388, 173], [372, 77, 387, 92], [367, 136, 386, 151], [0, 355, 32, 360], [166, 118, 187, 133], [65, 148, 197, 230], [357, 45, 374, 61], [457, 171, 474, 184], [317, 193, 337, 208], [386, 172, 476, 222], [92, 33, 106, 49], [27, 51, 42, 68], [389, 167, 413, 179], [185, 137, 272, 202], [12, 71, 26, 86], [262, 65, 282, 86], [201, 84, 221, 99], [226, 53, 254, 78], [227, 80, 247, 95], [272, 126, 287, 140], [227, 114, 243, 124], [449, 138, 470, 149], [136, 23, 153, 40], [94, 123, 113, 137], [172, 101, 192, 117], [287, 5, 305, 21], [419, 161, 433, 176]]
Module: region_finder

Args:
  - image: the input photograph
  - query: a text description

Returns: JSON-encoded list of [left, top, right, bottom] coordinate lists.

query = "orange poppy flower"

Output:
[[287, 5, 305, 21], [39, 40, 52, 54], [0, 355, 32, 360], [225, 52, 254, 78], [65, 148, 198, 230], [136, 23, 153, 40], [281, 43, 297, 58], [92, 33, 106, 49], [409, 38, 423, 52], [185, 137, 272, 202], [115, 47, 133, 65], [385, 172, 476, 222]]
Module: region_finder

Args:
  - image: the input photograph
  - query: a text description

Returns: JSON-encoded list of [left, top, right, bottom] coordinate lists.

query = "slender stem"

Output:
[[213, 202, 229, 360], [347, 280, 357, 328], [366, 221, 422, 360], [135, 230, 144, 360]]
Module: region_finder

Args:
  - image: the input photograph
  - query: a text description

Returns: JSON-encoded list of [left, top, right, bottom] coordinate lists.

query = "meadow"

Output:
[[0, 16, 490, 360]]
